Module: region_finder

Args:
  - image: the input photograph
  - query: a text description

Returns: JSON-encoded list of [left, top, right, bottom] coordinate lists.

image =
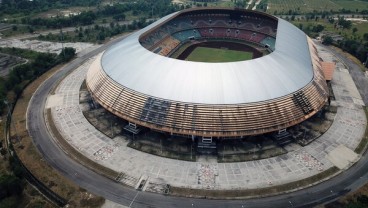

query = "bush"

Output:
[[0, 196, 19, 208], [322, 36, 333, 45], [0, 174, 24, 199], [80, 196, 105, 207], [58, 47, 76, 62]]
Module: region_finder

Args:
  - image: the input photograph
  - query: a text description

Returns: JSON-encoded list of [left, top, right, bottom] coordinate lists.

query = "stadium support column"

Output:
[[191, 135, 195, 160]]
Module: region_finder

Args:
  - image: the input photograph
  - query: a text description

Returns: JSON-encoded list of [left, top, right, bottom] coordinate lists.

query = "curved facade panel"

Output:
[[86, 8, 328, 138], [101, 8, 313, 104]]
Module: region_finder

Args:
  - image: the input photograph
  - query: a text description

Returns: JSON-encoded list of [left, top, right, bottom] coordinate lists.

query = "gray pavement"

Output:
[[48, 43, 367, 192], [327, 46, 368, 105]]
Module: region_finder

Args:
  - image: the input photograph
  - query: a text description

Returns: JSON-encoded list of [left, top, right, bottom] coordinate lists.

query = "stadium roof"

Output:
[[101, 9, 314, 105]]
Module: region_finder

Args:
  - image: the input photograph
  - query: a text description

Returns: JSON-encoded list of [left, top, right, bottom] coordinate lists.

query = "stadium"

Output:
[[86, 7, 329, 142]]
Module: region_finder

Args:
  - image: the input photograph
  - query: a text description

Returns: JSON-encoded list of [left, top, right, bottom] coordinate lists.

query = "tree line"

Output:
[[21, 11, 97, 29], [320, 17, 368, 67], [0, 156, 25, 207], [0, 0, 101, 16], [291, 14, 368, 68], [4, 0, 181, 29], [38, 18, 153, 43]]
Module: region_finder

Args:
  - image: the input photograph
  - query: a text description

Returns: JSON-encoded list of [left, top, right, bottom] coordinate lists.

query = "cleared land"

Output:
[[185, 47, 253, 62]]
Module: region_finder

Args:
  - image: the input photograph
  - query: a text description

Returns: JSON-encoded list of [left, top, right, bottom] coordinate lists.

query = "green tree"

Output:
[[0, 196, 18, 208], [298, 23, 303, 30], [322, 36, 333, 45], [357, 195, 368, 204], [59, 47, 76, 62], [352, 27, 358, 34], [363, 33, 368, 41], [13, 84, 22, 96], [338, 17, 352, 30], [312, 24, 325, 33], [113, 13, 126, 21], [27, 26, 34, 33], [0, 174, 23, 199]]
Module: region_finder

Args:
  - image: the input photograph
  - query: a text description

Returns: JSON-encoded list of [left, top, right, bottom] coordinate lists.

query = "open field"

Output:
[[266, 0, 368, 14], [266, 0, 341, 14], [178, 0, 368, 13], [186, 47, 253, 62], [332, 0, 368, 11]]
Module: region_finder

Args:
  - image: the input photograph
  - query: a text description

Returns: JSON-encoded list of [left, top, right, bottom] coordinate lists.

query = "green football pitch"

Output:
[[185, 47, 253, 62]]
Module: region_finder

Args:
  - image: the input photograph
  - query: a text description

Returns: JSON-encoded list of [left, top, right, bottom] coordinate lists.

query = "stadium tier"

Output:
[[86, 8, 329, 138]]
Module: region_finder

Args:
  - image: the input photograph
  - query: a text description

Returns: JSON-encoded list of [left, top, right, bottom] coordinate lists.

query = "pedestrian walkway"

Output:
[[48, 45, 367, 191]]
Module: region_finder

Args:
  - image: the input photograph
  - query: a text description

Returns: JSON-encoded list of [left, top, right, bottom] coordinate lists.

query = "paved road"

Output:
[[27, 37, 368, 207], [325, 46, 368, 105]]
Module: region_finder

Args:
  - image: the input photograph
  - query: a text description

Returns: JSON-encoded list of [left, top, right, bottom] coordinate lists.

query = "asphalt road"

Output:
[[325, 45, 368, 105], [27, 37, 368, 207]]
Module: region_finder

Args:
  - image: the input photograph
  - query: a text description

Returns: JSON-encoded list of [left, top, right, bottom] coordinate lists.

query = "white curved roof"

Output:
[[101, 11, 313, 105]]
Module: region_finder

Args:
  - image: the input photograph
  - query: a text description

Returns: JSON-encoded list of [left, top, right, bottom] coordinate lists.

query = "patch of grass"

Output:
[[218, 148, 287, 163], [127, 137, 196, 162], [186, 47, 253, 62], [0, 47, 46, 61], [170, 167, 339, 199], [332, 0, 368, 11], [292, 19, 368, 40], [79, 194, 105, 207], [0, 116, 10, 174], [330, 46, 367, 71], [206, 1, 235, 7], [0, 25, 33, 38], [267, 0, 341, 14], [355, 107, 368, 154]]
